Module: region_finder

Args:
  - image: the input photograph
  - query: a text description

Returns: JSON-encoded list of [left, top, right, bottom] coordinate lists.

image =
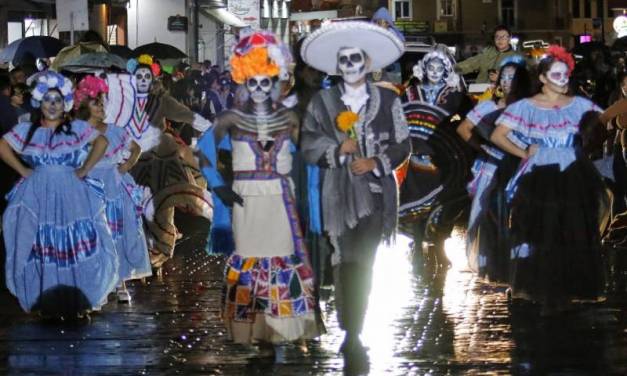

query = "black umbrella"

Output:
[[0, 36, 67, 65], [109, 44, 133, 59], [132, 42, 187, 59]]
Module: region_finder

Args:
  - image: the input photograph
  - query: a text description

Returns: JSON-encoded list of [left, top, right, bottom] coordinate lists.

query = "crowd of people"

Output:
[[0, 10, 625, 374]]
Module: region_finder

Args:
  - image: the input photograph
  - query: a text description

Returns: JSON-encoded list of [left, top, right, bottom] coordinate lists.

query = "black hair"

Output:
[[494, 63, 532, 105], [80, 30, 107, 47], [22, 89, 76, 151], [0, 74, 11, 92], [493, 25, 511, 38], [10, 83, 28, 97]]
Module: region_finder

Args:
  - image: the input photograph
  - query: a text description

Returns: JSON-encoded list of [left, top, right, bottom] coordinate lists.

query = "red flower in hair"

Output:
[[150, 62, 161, 77], [546, 45, 575, 74]]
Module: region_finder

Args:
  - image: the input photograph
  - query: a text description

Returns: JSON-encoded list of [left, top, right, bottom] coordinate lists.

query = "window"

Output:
[[107, 25, 118, 45], [584, 0, 591, 18], [394, 0, 411, 19], [439, 0, 455, 17], [8, 22, 22, 44], [595, 0, 603, 18], [500, 0, 515, 27], [572, 0, 581, 18]]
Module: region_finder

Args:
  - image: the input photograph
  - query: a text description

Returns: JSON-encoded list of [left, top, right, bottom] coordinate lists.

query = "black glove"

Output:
[[213, 186, 244, 207]]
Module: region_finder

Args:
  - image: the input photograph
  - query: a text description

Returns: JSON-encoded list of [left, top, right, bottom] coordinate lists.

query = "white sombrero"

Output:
[[301, 21, 405, 75]]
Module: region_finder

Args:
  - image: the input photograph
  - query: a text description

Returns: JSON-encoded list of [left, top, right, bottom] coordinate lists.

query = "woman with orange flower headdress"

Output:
[[197, 30, 322, 355], [491, 45, 610, 315]]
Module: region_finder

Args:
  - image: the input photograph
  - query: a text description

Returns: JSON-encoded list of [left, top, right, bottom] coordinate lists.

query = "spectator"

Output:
[[455, 25, 522, 83], [9, 67, 25, 85], [9, 83, 29, 122], [0, 75, 18, 135]]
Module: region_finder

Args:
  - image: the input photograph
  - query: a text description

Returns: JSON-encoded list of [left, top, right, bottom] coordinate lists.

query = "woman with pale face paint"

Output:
[[0, 71, 119, 318], [490, 46, 610, 315], [400, 46, 470, 270], [75, 75, 152, 304], [457, 57, 531, 282], [197, 30, 322, 358]]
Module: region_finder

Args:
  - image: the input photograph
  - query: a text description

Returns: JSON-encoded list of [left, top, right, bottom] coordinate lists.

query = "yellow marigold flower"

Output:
[[336, 111, 359, 133], [137, 54, 153, 66]]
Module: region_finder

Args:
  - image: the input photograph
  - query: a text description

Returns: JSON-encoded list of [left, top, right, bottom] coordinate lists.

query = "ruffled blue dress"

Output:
[[90, 125, 151, 282], [497, 97, 609, 301], [2, 120, 119, 313]]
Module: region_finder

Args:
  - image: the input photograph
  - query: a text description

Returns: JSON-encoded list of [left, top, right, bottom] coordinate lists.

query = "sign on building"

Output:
[[56, 0, 89, 32], [168, 16, 188, 32]]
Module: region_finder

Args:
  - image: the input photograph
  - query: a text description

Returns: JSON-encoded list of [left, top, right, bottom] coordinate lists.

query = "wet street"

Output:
[[0, 216, 626, 376]]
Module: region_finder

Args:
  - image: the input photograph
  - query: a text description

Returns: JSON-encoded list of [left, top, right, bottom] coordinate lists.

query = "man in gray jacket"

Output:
[[300, 21, 411, 370]]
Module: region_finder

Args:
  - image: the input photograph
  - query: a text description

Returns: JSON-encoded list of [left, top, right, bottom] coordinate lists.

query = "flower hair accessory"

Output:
[[30, 71, 74, 112], [230, 30, 292, 84], [126, 54, 161, 76], [545, 45, 575, 75], [74, 75, 109, 110], [499, 54, 526, 68]]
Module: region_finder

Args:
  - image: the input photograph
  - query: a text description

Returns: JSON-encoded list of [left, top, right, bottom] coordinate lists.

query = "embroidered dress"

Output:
[[497, 97, 609, 300], [2, 121, 118, 312], [90, 125, 152, 282], [220, 129, 319, 344]]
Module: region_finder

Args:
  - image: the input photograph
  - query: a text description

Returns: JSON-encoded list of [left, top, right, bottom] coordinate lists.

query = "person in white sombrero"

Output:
[[300, 21, 411, 366]]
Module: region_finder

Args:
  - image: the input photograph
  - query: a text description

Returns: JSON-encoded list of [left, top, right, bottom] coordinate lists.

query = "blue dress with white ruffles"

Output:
[[89, 125, 151, 282], [2, 120, 119, 312]]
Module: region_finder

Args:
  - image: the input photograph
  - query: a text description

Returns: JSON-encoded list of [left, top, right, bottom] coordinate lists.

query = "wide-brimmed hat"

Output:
[[301, 21, 404, 76]]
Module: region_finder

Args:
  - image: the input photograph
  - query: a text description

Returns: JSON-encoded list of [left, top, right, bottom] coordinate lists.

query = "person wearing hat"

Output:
[[300, 21, 411, 364]]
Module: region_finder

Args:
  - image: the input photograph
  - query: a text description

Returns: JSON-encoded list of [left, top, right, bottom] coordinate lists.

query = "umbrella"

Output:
[[109, 44, 133, 59], [59, 52, 127, 73], [0, 36, 66, 65], [132, 42, 187, 59], [51, 41, 109, 71]]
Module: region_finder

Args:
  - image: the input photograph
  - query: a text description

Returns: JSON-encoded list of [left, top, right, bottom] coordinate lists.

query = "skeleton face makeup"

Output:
[[135, 67, 153, 94], [41, 91, 64, 120], [425, 58, 446, 85], [337, 47, 367, 84], [545, 61, 569, 88], [246, 75, 273, 104], [499, 66, 516, 95]]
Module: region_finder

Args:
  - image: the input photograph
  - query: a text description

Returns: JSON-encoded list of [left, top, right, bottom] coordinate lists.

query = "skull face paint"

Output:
[[337, 47, 367, 84], [246, 75, 274, 104], [135, 67, 153, 94], [499, 66, 517, 96], [425, 58, 446, 85], [41, 91, 64, 120], [545, 61, 569, 89]]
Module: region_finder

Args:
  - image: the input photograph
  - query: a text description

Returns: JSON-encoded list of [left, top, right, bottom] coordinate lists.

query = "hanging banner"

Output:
[[56, 0, 89, 32], [224, 0, 261, 65]]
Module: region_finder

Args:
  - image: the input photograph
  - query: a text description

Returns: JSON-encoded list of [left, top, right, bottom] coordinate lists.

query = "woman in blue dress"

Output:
[[490, 46, 609, 315], [0, 71, 118, 316], [457, 56, 531, 282], [75, 75, 152, 303]]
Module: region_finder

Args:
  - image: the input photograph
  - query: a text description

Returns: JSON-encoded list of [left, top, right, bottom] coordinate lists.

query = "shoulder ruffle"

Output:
[[104, 125, 131, 158], [3, 120, 98, 156], [496, 97, 597, 139], [467, 100, 498, 126]]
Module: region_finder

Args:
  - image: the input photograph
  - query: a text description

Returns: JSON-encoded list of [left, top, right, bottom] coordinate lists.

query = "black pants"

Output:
[[333, 195, 383, 335]]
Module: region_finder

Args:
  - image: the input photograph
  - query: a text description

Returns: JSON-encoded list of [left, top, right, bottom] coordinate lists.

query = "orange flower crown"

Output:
[[230, 47, 280, 84]]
